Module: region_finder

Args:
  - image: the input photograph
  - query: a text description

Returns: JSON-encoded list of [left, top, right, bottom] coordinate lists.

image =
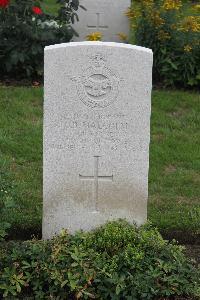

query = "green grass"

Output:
[[149, 90, 200, 234], [0, 86, 199, 238], [0, 87, 43, 236]]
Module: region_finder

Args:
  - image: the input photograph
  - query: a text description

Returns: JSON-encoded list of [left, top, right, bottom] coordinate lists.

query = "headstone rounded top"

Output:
[[43, 37, 153, 238], [45, 41, 153, 55]]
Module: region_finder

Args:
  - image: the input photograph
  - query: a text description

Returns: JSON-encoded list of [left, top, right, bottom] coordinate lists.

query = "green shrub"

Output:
[[0, 220, 199, 299], [0, 0, 80, 79], [129, 0, 200, 88]]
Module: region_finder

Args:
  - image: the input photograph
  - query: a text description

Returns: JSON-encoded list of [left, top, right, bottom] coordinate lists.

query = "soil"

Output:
[[184, 245, 200, 265], [0, 78, 42, 87], [161, 230, 200, 245]]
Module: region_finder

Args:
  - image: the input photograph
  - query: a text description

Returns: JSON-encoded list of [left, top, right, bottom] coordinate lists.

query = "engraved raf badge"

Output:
[[72, 53, 119, 109]]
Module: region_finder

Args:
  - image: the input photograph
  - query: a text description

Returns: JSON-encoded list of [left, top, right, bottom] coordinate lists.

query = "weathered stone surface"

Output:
[[43, 42, 153, 238], [72, 0, 130, 42]]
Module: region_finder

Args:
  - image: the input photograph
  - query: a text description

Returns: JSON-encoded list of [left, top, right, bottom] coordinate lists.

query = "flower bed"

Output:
[[128, 0, 200, 88]]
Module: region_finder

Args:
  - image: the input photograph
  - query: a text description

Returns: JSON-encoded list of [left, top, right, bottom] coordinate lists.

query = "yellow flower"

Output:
[[117, 32, 128, 42], [179, 16, 200, 32], [162, 0, 182, 10], [86, 32, 102, 41], [170, 24, 177, 30], [131, 24, 137, 29], [184, 45, 192, 52], [192, 4, 200, 13], [125, 7, 141, 19], [125, 8, 134, 19], [141, 0, 154, 7], [157, 30, 171, 41], [151, 11, 165, 28]]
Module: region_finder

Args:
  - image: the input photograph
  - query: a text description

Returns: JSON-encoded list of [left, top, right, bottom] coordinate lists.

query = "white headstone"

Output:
[[72, 0, 130, 42], [43, 42, 153, 239]]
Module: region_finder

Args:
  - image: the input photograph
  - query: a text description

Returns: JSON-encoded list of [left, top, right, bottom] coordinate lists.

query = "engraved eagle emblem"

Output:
[[83, 74, 112, 98]]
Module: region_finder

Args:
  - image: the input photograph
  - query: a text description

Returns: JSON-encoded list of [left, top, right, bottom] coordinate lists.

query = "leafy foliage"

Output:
[[0, 220, 199, 299], [0, 0, 80, 79], [129, 0, 200, 88]]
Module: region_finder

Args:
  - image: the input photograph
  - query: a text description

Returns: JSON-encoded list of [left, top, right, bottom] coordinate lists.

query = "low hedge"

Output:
[[0, 220, 199, 299]]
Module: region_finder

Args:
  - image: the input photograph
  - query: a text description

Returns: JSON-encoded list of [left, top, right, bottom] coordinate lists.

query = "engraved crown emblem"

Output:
[[72, 53, 119, 109], [90, 53, 106, 67]]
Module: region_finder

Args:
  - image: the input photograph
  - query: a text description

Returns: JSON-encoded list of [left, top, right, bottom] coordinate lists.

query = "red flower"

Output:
[[0, 0, 9, 8], [32, 6, 42, 15]]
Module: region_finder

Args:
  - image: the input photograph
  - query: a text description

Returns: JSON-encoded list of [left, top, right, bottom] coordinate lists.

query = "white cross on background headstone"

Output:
[[72, 0, 130, 42], [87, 13, 109, 30], [79, 156, 113, 211]]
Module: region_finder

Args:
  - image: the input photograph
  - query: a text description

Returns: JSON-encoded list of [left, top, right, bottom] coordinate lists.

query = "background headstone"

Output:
[[43, 42, 153, 239], [72, 0, 130, 42]]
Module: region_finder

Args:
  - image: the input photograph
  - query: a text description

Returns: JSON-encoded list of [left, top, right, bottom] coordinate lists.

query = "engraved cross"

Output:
[[87, 13, 108, 30], [79, 156, 113, 211]]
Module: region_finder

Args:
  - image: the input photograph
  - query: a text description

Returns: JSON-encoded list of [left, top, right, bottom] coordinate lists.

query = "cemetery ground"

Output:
[[0, 86, 199, 247]]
